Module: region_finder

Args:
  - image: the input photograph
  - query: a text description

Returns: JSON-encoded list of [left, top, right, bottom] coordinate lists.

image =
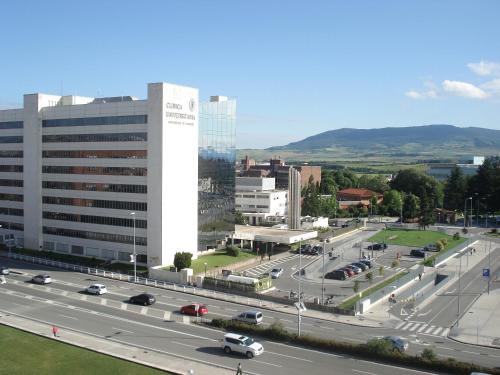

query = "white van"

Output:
[[233, 311, 263, 325]]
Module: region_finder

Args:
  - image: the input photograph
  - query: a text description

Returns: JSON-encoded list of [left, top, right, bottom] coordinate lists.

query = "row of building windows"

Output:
[[43, 211, 147, 229], [42, 166, 146, 176], [0, 165, 23, 173], [0, 221, 24, 231], [42, 181, 146, 194], [0, 207, 24, 216], [0, 151, 23, 158], [0, 136, 23, 143], [0, 121, 23, 129], [0, 179, 23, 187], [0, 193, 23, 202], [43, 226, 147, 246], [42, 196, 147, 211], [42, 115, 147, 128], [42, 150, 147, 159], [42, 132, 147, 143]]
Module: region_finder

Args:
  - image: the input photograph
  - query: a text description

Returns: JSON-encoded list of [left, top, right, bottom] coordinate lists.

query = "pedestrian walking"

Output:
[[418, 273, 422, 281], [236, 362, 243, 375], [51, 326, 58, 338], [268, 253, 271, 261]]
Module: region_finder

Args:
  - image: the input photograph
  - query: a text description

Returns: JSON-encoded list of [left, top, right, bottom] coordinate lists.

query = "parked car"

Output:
[[221, 333, 264, 358], [298, 245, 311, 255], [309, 247, 320, 256], [345, 265, 361, 274], [270, 268, 284, 279], [232, 311, 263, 325], [325, 270, 347, 280], [367, 243, 387, 251], [129, 293, 156, 306], [180, 303, 209, 316], [382, 336, 408, 353], [351, 262, 368, 271], [423, 243, 439, 252], [31, 274, 51, 284], [0, 266, 10, 275], [86, 284, 108, 295], [359, 260, 373, 269], [341, 267, 355, 277], [410, 249, 426, 258]]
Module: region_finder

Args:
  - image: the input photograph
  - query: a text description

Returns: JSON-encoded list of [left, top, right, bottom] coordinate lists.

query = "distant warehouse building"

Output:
[[427, 156, 484, 181], [0, 82, 235, 267]]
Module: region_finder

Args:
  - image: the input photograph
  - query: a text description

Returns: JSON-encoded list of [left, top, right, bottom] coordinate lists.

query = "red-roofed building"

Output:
[[337, 188, 383, 209]]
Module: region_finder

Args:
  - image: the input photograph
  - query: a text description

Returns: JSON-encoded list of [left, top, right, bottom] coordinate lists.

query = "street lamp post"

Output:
[[298, 238, 302, 336], [130, 212, 137, 282], [204, 262, 208, 276], [470, 196, 474, 227], [321, 238, 329, 305], [464, 197, 472, 228], [457, 247, 463, 327]]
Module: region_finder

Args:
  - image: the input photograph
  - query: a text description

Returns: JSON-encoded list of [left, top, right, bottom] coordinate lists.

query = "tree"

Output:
[[226, 245, 240, 257], [173, 252, 192, 270], [353, 280, 360, 293], [443, 166, 467, 211], [403, 193, 419, 220], [369, 195, 379, 216], [382, 189, 403, 216], [419, 187, 434, 230], [391, 169, 442, 208], [468, 156, 500, 213], [235, 210, 247, 225], [365, 272, 373, 284], [333, 169, 358, 190], [320, 169, 338, 195], [358, 174, 389, 193], [302, 175, 321, 216], [319, 194, 338, 218]]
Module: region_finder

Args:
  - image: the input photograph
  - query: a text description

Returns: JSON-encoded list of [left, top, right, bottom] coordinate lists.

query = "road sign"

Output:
[[294, 302, 307, 311], [400, 308, 408, 316], [483, 268, 490, 277]]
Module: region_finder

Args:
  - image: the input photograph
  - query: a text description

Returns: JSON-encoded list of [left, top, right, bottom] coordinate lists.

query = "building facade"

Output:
[[287, 168, 301, 229], [0, 82, 234, 267], [198, 96, 236, 251]]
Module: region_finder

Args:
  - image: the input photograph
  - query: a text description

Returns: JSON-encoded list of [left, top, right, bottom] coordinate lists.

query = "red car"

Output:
[[180, 303, 209, 316], [341, 268, 355, 277]]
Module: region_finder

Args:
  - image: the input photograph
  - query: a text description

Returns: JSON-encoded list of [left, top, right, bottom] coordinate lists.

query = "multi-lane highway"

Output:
[[1, 255, 499, 373]]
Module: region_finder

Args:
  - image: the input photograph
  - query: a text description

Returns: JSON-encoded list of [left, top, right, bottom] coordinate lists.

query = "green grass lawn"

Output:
[[190, 249, 257, 274], [368, 229, 463, 249], [0, 324, 171, 375]]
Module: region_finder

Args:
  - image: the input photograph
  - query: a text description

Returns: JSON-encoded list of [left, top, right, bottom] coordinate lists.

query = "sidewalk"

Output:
[[0, 311, 236, 375]]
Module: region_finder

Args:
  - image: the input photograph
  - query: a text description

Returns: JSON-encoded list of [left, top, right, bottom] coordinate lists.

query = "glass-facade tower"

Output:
[[198, 96, 236, 251]]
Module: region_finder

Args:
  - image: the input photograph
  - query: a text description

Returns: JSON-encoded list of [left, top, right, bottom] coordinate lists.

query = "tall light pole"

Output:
[[470, 196, 474, 227], [321, 238, 329, 305], [464, 197, 472, 228], [298, 238, 302, 336], [457, 250, 463, 327], [130, 212, 137, 282], [204, 262, 207, 276]]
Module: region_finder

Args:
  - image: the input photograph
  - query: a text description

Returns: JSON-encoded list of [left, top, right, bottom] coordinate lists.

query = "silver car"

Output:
[[32, 274, 52, 284], [0, 267, 9, 275]]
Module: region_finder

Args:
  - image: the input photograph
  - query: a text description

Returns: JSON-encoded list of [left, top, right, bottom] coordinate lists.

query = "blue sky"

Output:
[[1, 1, 499, 148]]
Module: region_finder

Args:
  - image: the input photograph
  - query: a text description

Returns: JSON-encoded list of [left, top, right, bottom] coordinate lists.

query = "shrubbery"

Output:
[[453, 232, 460, 240], [173, 252, 192, 270], [226, 246, 240, 257]]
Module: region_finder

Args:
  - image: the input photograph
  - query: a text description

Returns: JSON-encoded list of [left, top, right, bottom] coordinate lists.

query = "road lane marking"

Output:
[[253, 359, 281, 367], [266, 350, 313, 362], [417, 324, 428, 333], [424, 326, 434, 334], [352, 370, 377, 375], [59, 314, 77, 320], [462, 350, 480, 355], [432, 327, 443, 335], [112, 327, 134, 334], [171, 340, 199, 349], [436, 346, 453, 351], [395, 321, 406, 329]]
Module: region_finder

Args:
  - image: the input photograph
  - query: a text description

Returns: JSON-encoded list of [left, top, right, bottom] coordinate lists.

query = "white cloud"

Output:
[[467, 61, 500, 76], [481, 78, 500, 95], [405, 89, 438, 99], [442, 80, 490, 99]]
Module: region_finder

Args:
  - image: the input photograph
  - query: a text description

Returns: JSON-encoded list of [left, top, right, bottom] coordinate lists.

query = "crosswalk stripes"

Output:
[[397, 321, 449, 337], [243, 254, 317, 276]]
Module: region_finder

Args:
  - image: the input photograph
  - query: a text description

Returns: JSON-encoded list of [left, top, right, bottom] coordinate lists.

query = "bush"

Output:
[[365, 338, 392, 355], [173, 252, 192, 270], [435, 241, 444, 251], [440, 238, 448, 246], [353, 280, 360, 293], [226, 246, 240, 257], [379, 266, 385, 276], [492, 228, 498, 234], [453, 232, 460, 240], [421, 348, 437, 361], [462, 228, 468, 234], [365, 272, 373, 284], [391, 260, 399, 268]]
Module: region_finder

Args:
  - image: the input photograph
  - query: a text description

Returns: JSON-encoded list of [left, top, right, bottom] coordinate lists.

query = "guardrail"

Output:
[[433, 237, 478, 267]]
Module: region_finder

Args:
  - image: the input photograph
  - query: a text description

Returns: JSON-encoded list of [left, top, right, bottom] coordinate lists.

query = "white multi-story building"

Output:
[[235, 177, 287, 225], [0, 82, 223, 267]]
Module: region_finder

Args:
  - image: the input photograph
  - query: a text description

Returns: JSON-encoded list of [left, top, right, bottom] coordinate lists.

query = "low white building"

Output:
[[300, 216, 329, 229], [235, 177, 287, 226]]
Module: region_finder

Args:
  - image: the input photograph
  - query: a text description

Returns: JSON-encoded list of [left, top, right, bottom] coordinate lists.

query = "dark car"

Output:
[[298, 245, 311, 255], [410, 249, 426, 258], [351, 262, 368, 271], [309, 247, 320, 256], [359, 260, 373, 268], [423, 243, 439, 252], [367, 243, 387, 251], [129, 293, 156, 306], [326, 270, 347, 280]]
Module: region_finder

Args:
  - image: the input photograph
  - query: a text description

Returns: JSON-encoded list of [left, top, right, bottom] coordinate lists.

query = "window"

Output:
[[42, 181, 146, 194], [42, 132, 147, 143], [42, 166, 147, 176], [0, 165, 23, 173], [0, 179, 23, 187], [43, 226, 147, 246], [0, 151, 23, 158], [0, 194, 23, 202], [71, 245, 84, 255], [42, 196, 147, 211], [42, 150, 147, 159], [0, 121, 23, 129], [42, 115, 147, 128], [43, 211, 147, 229], [0, 136, 23, 143], [0, 207, 24, 216]]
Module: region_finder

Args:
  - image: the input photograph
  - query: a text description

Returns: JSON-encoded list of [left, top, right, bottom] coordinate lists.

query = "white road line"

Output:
[[417, 324, 427, 333], [441, 328, 450, 337], [436, 346, 453, 351], [395, 321, 406, 329], [266, 350, 313, 362], [461, 350, 480, 355], [424, 326, 435, 334], [408, 323, 419, 332], [252, 359, 281, 368], [352, 370, 378, 375], [112, 327, 134, 334], [401, 322, 414, 330], [171, 340, 199, 349], [58, 314, 77, 320], [432, 327, 443, 335]]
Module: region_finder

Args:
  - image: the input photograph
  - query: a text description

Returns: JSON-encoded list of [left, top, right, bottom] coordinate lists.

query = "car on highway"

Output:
[[351, 262, 368, 271], [359, 260, 373, 268], [341, 267, 355, 277], [270, 268, 284, 279], [129, 293, 156, 306], [0, 266, 10, 275], [180, 303, 209, 316], [382, 335, 408, 353], [31, 274, 51, 284], [222, 333, 264, 358], [232, 311, 263, 325], [85, 284, 108, 295], [325, 269, 347, 280], [410, 249, 426, 258], [367, 243, 387, 251], [345, 265, 361, 274]]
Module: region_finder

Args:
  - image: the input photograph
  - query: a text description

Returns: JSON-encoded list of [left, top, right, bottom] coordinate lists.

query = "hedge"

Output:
[[209, 319, 500, 375]]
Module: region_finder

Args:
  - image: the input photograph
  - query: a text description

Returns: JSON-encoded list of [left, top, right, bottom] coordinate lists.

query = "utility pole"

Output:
[[298, 239, 302, 336], [488, 240, 492, 295], [321, 238, 328, 305]]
